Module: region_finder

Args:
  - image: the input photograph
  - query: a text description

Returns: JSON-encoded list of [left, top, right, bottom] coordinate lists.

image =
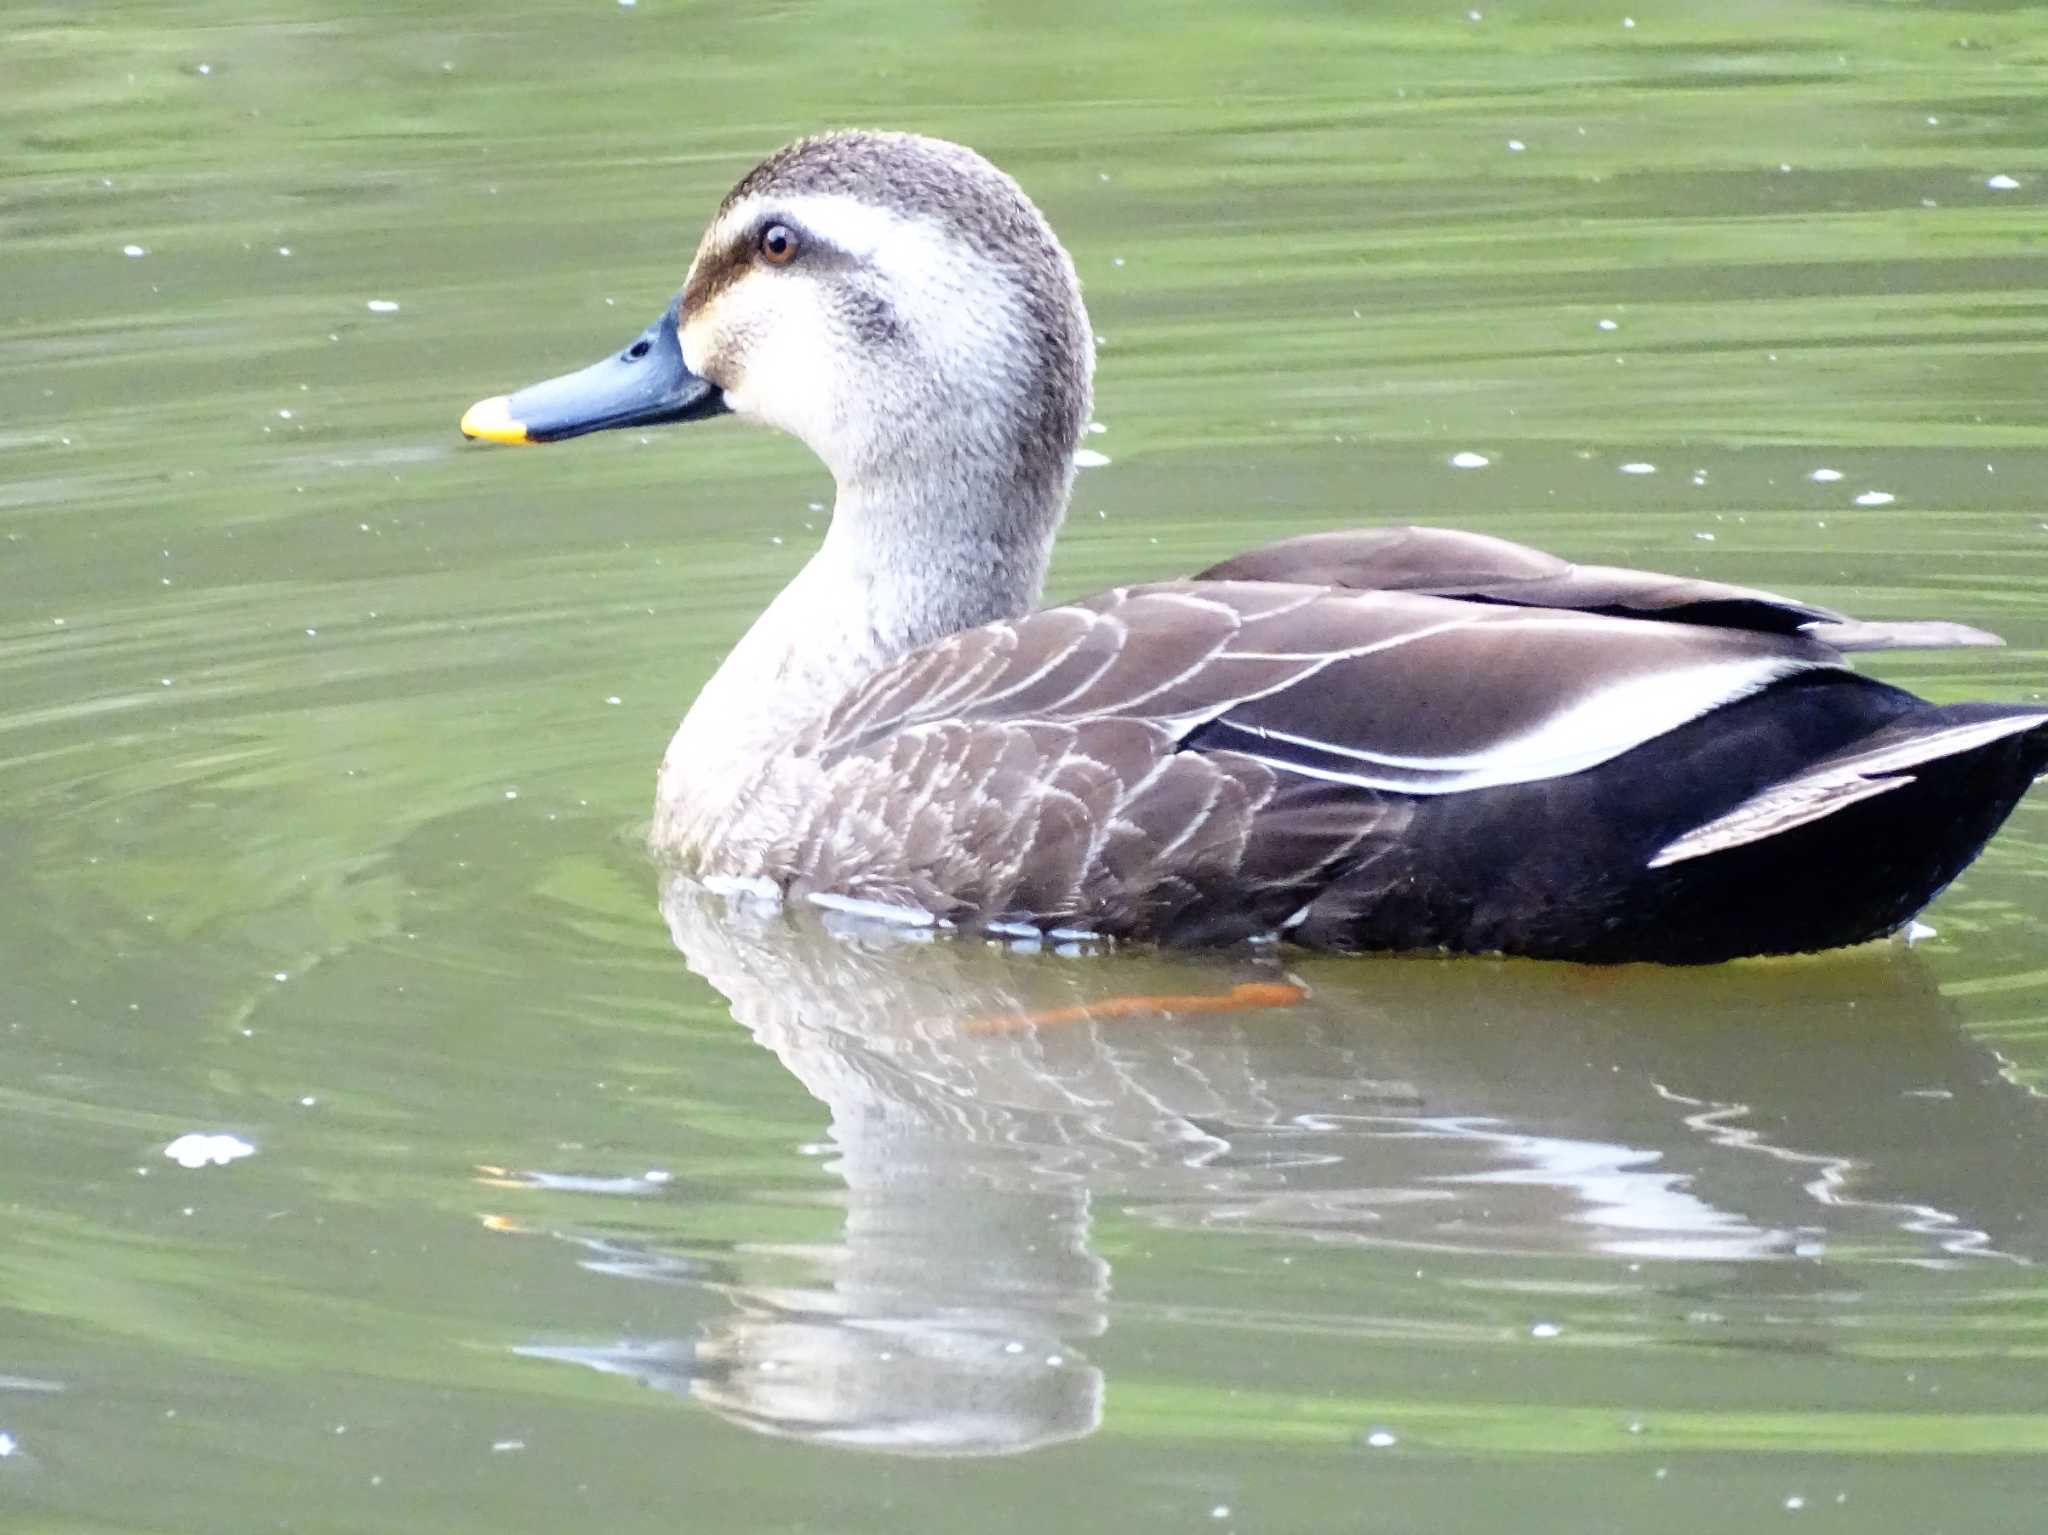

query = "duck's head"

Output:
[[462, 131, 1094, 504]]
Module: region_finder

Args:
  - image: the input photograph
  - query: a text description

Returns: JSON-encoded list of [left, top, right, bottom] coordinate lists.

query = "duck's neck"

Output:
[[655, 459, 1072, 857]]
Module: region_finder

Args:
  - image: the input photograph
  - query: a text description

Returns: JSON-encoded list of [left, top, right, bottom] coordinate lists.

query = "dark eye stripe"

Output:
[[682, 217, 813, 315], [680, 243, 752, 314]]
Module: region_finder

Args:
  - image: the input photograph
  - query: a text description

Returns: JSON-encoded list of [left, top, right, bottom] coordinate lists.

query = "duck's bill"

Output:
[[459, 299, 727, 445]]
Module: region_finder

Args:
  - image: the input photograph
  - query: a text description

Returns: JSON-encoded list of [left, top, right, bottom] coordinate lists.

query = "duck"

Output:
[[461, 130, 2048, 965]]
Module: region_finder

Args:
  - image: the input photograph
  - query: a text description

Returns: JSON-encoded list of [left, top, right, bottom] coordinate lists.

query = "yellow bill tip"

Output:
[[460, 394, 531, 444]]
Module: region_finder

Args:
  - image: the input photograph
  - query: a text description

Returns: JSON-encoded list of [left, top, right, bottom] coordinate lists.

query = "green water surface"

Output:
[[4, 1, 2048, 1530]]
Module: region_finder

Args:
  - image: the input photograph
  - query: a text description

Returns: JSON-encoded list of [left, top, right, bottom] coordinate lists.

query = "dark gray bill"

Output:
[[459, 298, 727, 444]]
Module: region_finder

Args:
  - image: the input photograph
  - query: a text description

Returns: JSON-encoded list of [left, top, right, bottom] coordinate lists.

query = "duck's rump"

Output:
[[1245, 673, 2048, 964]]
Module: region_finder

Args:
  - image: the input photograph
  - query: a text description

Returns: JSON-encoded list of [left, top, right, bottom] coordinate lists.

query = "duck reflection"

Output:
[[515, 878, 2042, 1456]]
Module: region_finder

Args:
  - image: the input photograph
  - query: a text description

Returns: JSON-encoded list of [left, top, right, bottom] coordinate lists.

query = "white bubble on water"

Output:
[[1449, 451, 1490, 469], [164, 1133, 255, 1169]]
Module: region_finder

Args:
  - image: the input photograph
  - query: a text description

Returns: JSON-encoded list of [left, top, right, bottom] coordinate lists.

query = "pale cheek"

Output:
[[683, 273, 894, 478], [681, 314, 756, 420], [738, 325, 843, 446], [679, 322, 712, 378], [712, 292, 852, 458]]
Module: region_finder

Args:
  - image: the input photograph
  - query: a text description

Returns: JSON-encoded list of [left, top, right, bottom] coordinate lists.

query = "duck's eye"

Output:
[[758, 223, 799, 265]]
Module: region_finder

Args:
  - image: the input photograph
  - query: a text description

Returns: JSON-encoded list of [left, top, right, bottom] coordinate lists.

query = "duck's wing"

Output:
[[1197, 526, 2003, 652], [805, 580, 1837, 795], [768, 539, 2029, 948], [778, 581, 1844, 931]]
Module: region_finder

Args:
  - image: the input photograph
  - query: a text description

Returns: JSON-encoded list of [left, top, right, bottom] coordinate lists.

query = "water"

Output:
[[5, 1, 2048, 1529]]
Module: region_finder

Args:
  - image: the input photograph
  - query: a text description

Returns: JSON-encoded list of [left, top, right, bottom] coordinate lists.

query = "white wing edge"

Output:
[[1202, 654, 1820, 797], [1803, 619, 2004, 653], [1649, 712, 2046, 868]]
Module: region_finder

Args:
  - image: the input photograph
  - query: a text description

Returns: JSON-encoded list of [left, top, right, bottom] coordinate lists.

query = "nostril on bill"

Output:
[[626, 339, 652, 361]]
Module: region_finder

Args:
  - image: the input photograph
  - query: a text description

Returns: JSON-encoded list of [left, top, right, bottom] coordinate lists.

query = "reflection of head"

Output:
[[520, 1321, 1101, 1458], [694, 1312, 1101, 1457]]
